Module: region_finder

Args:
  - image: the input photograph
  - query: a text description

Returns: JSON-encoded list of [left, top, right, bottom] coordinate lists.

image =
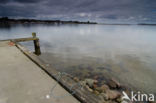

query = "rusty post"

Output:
[[32, 32, 41, 55]]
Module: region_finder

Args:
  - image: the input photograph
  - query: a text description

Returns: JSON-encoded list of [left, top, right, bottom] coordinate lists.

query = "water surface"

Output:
[[0, 24, 156, 93]]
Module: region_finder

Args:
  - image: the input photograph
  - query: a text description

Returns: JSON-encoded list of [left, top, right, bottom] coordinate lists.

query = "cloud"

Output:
[[0, 0, 155, 23]]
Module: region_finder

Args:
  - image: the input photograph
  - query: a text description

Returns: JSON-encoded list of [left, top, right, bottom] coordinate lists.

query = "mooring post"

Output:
[[32, 32, 41, 55]]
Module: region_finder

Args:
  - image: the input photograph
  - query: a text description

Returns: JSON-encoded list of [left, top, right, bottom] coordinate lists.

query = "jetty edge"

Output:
[[0, 37, 79, 103], [0, 33, 104, 103]]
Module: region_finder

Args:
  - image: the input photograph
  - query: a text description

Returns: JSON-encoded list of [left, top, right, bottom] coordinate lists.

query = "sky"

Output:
[[0, 0, 156, 23]]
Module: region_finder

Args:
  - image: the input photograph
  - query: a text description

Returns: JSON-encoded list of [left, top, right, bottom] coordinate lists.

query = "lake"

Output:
[[0, 23, 156, 94]]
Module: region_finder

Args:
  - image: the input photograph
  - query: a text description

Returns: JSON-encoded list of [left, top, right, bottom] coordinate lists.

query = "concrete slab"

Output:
[[0, 41, 80, 103]]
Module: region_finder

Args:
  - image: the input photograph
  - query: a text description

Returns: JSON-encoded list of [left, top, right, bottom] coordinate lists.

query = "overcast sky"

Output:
[[0, 0, 156, 23]]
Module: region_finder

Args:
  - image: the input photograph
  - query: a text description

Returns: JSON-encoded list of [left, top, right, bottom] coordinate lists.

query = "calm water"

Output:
[[0, 24, 156, 93]]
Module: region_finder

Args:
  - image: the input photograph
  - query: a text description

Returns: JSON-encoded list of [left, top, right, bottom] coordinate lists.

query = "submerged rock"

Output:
[[85, 79, 98, 88], [95, 84, 110, 93], [85, 85, 93, 92], [101, 84, 110, 92], [107, 78, 121, 89], [101, 93, 109, 100], [93, 90, 100, 95], [73, 77, 79, 82], [105, 90, 121, 100], [116, 98, 122, 103]]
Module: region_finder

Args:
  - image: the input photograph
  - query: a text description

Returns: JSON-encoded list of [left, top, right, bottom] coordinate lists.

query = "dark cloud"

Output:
[[14, 0, 40, 4], [0, 0, 40, 4], [0, 0, 155, 23], [0, 0, 10, 4]]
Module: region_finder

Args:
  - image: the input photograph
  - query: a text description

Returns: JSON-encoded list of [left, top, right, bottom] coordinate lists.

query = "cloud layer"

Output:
[[0, 0, 155, 23]]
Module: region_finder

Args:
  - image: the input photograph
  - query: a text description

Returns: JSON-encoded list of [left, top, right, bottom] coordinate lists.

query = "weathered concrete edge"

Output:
[[15, 42, 103, 103]]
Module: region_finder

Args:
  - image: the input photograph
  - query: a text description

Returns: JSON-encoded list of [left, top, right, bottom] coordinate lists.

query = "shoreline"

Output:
[[1, 17, 156, 26], [0, 17, 97, 24]]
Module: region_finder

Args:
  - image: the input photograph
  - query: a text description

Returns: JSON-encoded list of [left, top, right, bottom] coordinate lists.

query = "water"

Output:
[[0, 24, 156, 93]]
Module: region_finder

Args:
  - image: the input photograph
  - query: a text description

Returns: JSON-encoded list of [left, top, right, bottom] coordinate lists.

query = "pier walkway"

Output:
[[0, 41, 80, 103]]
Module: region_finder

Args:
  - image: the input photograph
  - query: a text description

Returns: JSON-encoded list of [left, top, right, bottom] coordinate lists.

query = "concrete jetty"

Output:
[[0, 41, 80, 103]]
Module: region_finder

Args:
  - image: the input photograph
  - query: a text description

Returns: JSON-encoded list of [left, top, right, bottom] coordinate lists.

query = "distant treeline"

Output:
[[100, 23, 156, 25], [137, 23, 156, 26], [0, 17, 97, 24]]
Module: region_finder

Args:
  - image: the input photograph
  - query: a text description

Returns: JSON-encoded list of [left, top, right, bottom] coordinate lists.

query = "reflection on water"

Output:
[[0, 24, 156, 93]]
